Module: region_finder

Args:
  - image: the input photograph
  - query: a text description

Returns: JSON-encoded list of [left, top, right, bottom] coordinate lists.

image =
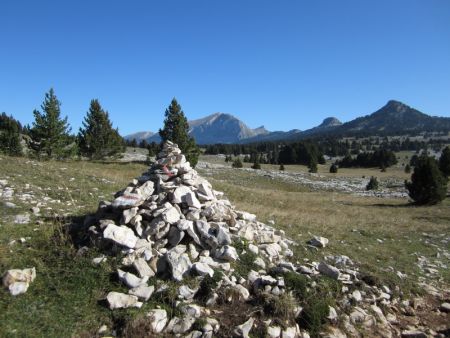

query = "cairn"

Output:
[[88, 141, 301, 334], [87, 141, 412, 337]]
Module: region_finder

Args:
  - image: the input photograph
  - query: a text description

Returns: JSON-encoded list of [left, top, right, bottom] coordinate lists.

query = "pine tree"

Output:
[[329, 163, 338, 173], [30, 88, 71, 159], [78, 99, 124, 159], [439, 146, 450, 178], [366, 176, 379, 190], [251, 160, 261, 169], [232, 157, 243, 168], [404, 164, 411, 174], [159, 98, 199, 167], [308, 158, 318, 173], [0, 113, 22, 156], [405, 156, 447, 205]]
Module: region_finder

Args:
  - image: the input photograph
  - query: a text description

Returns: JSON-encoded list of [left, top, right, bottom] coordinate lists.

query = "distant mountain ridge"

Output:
[[124, 100, 450, 144], [124, 112, 269, 145]]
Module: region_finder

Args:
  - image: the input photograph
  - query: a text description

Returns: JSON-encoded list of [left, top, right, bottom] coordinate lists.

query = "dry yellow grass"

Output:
[[200, 164, 450, 292]]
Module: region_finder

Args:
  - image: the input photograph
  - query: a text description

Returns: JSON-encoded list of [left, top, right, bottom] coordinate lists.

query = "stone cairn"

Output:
[[87, 141, 409, 337]]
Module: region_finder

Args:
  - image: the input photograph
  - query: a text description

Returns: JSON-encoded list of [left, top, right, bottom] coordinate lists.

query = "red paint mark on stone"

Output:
[[162, 165, 174, 177]]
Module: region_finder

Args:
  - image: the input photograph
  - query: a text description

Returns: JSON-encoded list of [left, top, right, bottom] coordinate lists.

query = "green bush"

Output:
[[329, 163, 338, 173], [404, 164, 411, 173], [308, 159, 318, 173], [232, 158, 243, 168], [366, 176, 379, 190], [279, 163, 285, 171], [251, 162, 261, 169]]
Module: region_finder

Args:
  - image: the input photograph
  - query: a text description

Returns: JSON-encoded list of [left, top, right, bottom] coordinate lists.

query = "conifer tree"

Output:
[[404, 164, 411, 173], [329, 163, 338, 173], [78, 99, 124, 159], [0, 113, 22, 156], [159, 98, 199, 167], [405, 155, 447, 205], [30, 88, 71, 158], [366, 176, 379, 190], [439, 146, 450, 178], [308, 158, 318, 173], [232, 157, 243, 168]]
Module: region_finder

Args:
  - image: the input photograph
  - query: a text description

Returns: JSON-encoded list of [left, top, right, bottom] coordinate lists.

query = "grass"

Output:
[[0, 154, 449, 337], [198, 160, 450, 295]]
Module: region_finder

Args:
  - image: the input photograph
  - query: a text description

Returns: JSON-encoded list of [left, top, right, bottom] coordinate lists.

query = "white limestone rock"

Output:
[[103, 224, 138, 249], [117, 269, 149, 288], [3, 267, 36, 295], [233, 284, 250, 301], [112, 193, 143, 209], [185, 191, 202, 209], [132, 258, 155, 278], [267, 326, 282, 338], [146, 309, 168, 333], [14, 214, 30, 224], [318, 262, 340, 280], [162, 205, 181, 224], [308, 236, 329, 248], [165, 245, 192, 281], [106, 291, 143, 309], [165, 316, 195, 334], [192, 262, 214, 277], [129, 284, 154, 301], [121, 207, 138, 224], [215, 245, 238, 262], [234, 317, 254, 338], [172, 186, 192, 204]]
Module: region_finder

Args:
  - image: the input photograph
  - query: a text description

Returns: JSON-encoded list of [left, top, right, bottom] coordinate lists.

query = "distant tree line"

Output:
[[125, 139, 160, 157], [337, 149, 398, 168]]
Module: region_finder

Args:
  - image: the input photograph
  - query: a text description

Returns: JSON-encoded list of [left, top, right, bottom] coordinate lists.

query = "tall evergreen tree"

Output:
[[405, 155, 447, 205], [0, 113, 22, 156], [159, 98, 200, 167], [30, 88, 71, 158], [439, 146, 450, 178], [78, 99, 124, 159]]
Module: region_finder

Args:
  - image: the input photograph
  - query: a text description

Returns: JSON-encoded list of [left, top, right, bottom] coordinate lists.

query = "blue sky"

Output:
[[1, 1, 449, 135]]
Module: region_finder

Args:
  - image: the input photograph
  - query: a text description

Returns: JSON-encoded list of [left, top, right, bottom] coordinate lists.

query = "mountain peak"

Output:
[[384, 100, 410, 112], [318, 117, 342, 128]]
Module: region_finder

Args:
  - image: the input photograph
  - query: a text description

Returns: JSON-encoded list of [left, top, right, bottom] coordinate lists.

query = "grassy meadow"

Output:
[[0, 153, 449, 337]]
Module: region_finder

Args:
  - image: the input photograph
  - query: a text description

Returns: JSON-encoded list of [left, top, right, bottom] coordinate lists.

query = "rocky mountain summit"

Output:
[[81, 142, 447, 337]]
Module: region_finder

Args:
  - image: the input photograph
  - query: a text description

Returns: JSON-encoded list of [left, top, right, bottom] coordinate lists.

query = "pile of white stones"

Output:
[[87, 142, 304, 332], [86, 142, 441, 337]]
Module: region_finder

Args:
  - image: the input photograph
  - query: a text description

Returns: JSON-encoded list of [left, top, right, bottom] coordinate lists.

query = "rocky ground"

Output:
[[196, 161, 408, 199], [0, 149, 449, 337]]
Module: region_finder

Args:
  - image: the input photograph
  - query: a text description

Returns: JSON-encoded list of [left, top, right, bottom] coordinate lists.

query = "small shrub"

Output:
[[308, 159, 318, 173], [195, 270, 224, 304], [366, 176, 379, 191], [297, 298, 330, 336], [283, 272, 308, 300], [329, 163, 338, 173], [279, 163, 285, 171], [260, 292, 296, 322], [251, 162, 261, 169], [404, 164, 411, 173], [232, 158, 243, 168]]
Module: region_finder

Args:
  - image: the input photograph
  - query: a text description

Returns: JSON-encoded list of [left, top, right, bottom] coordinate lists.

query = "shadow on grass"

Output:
[[370, 202, 415, 208], [40, 212, 98, 249]]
